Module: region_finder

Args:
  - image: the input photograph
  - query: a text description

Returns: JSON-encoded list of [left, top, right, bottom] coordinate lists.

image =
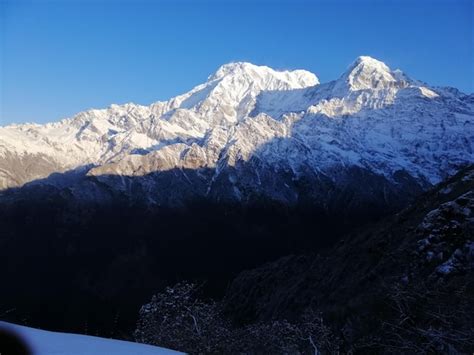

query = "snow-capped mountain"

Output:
[[0, 62, 317, 189], [1, 56, 472, 208]]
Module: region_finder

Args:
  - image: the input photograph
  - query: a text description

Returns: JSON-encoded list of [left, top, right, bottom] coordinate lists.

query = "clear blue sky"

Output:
[[1, 0, 472, 125]]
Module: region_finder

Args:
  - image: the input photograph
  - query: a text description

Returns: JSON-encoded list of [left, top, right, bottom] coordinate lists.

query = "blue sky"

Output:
[[1, 0, 472, 125]]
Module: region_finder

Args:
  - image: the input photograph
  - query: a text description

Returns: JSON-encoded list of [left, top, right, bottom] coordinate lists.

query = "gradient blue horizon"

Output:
[[1, 0, 472, 125]]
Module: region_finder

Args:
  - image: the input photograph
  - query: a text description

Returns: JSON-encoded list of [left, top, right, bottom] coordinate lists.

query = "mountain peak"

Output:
[[336, 56, 403, 91], [208, 62, 319, 87], [210, 62, 260, 80], [351, 56, 390, 70]]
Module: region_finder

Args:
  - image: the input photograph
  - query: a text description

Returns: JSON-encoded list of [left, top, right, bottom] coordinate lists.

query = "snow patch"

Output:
[[0, 322, 181, 355]]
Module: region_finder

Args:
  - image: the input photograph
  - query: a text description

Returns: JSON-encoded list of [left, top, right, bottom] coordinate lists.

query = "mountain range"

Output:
[[1, 56, 473, 211]]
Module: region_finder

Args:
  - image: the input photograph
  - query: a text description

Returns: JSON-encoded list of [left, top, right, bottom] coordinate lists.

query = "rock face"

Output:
[[0, 57, 472, 209], [223, 166, 474, 353]]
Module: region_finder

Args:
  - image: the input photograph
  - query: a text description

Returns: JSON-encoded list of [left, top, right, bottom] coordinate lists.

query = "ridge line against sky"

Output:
[[0, 0, 473, 125]]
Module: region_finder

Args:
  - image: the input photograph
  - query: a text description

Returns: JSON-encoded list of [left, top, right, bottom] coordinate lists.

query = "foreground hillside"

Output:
[[223, 165, 474, 353], [124, 166, 473, 353]]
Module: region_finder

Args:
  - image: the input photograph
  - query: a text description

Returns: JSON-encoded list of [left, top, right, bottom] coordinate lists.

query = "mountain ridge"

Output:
[[0, 56, 472, 208]]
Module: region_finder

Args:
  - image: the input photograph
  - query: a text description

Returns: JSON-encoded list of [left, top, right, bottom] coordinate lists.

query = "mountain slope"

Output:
[[223, 165, 474, 352]]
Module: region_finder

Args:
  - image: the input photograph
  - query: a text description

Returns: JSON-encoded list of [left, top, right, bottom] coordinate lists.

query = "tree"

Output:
[[134, 282, 231, 353], [135, 282, 340, 354]]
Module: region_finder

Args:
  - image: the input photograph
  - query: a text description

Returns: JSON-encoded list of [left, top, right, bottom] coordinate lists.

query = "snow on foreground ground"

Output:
[[0, 322, 182, 355]]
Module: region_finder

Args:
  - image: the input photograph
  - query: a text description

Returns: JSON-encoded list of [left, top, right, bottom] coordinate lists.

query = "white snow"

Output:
[[0, 322, 181, 355]]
